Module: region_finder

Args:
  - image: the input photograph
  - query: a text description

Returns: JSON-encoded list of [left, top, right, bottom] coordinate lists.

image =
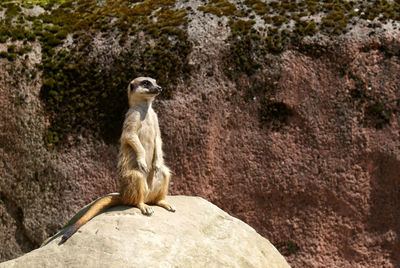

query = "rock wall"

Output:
[[1, 1, 400, 267], [162, 33, 400, 267]]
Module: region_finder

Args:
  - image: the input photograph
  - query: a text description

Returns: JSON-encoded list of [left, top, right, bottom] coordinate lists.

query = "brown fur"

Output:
[[61, 77, 175, 243]]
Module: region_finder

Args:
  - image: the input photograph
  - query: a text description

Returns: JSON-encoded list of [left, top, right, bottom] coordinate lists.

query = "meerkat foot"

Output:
[[156, 200, 176, 212], [138, 203, 154, 216]]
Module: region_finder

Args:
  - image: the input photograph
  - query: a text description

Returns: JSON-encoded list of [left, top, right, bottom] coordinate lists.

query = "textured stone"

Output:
[[0, 196, 290, 268]]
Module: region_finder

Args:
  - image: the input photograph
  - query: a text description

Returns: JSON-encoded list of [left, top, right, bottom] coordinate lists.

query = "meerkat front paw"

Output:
[[137, 158, 149, 174], [138, 203, 154, 216], [167, 204, 176, 212], [156, 200, 176, 212], [153, 164, 161, 175]]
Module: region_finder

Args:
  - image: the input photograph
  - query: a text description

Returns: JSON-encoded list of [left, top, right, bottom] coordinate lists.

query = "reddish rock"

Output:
[[161, 34, 400, 267]]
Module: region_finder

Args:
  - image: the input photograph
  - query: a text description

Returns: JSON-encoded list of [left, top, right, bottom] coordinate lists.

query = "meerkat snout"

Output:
[[148, 85, 162, 94], [152, 86, 162, 94]]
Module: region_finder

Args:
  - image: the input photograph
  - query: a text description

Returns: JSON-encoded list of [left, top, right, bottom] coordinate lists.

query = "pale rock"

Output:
[[0, 196, 290, 268]]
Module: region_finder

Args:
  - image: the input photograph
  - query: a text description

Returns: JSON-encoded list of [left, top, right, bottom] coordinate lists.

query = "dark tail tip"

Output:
[[60, 224, 78, 244]]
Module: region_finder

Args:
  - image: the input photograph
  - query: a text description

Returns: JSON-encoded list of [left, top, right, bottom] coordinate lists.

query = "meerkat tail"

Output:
[[61, 194, 122, 243]]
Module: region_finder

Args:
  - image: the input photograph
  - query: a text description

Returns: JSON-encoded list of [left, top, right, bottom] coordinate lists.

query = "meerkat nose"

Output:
[[157, 86, 162, 92]]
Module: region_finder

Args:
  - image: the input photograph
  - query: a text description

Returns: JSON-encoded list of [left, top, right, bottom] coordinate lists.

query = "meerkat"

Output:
[[61, 77, 175, 243]]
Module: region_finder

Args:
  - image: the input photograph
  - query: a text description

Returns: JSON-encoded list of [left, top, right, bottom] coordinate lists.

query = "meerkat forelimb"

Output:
[[61, 77, 175, 243]]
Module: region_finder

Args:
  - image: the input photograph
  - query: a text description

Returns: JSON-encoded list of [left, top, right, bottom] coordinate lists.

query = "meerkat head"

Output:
[[128, 77, 162, 106]]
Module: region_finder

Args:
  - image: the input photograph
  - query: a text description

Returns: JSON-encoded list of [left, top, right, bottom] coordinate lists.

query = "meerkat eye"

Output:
[[140, 80, 152, 87]]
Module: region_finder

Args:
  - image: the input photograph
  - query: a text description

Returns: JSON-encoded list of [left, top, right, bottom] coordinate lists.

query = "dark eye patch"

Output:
[[140, 80, 152, 87]]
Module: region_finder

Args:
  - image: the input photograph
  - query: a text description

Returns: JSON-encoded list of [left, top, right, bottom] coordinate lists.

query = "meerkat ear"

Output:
[[129, 83, 135, 91]]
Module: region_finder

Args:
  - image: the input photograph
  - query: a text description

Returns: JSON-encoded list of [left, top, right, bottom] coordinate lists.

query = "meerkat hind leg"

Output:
[[153, 167, 176, 212], [120, 170, 154, 216]]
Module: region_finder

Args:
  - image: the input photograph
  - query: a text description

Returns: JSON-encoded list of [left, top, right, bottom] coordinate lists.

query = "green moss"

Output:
[[16, 15, 25, 24], [226, 19, 265, 74], [0, 36, 8, 43], [271, 15, 286, 27], [252, 2, 270, 15], [46, 129, 62, 147], [304, 21, 317, 35], [7, 53, 18, 61], [3, 0, 400, 145], [294, 20, 317, 38], [27, 0, 193, 145], [0, 51, 9, 58], [7, 45, 16, 53], [265, 34, 281, 53], [198, 0, 237, 17], [10, 25, 29, 41], [5, 3, 22, 20], [320, 10, 350, 35]]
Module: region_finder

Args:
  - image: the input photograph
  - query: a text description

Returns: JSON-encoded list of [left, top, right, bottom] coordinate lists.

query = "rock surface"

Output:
[[0, 196, 290, 268]]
